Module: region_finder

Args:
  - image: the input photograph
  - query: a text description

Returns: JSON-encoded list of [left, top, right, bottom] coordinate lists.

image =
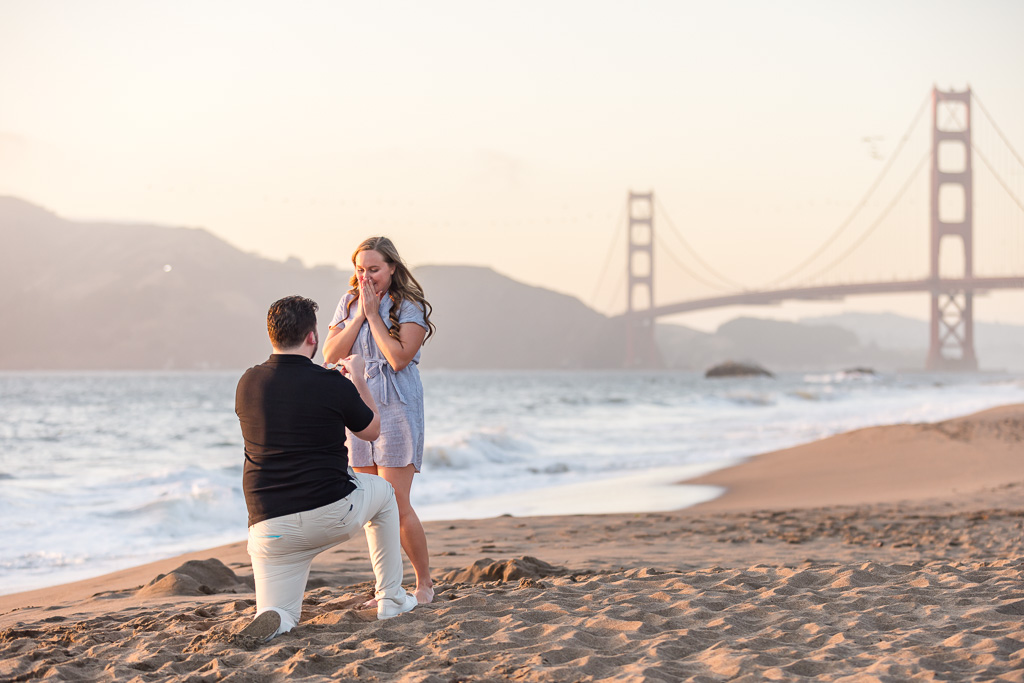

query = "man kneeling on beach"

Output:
[[235, 295, 417, 642]]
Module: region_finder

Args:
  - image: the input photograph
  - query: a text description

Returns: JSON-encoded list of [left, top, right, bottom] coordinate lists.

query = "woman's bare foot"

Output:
[[360, 598, 378, 610], [415, 585, 435, 604]]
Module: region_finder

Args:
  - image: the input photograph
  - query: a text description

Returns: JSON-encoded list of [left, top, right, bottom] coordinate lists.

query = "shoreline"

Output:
[[3, 402, 1021, 613], [684, 401, 1024, 512], [2, 403, 1023, 680], [5, 371, 1023, 601]]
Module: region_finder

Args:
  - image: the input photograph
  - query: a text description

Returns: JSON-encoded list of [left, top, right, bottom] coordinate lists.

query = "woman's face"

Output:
[[355, 249, 396, 293]]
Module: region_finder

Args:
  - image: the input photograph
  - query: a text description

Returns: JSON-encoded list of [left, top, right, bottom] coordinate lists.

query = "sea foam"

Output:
[[1, 369, 1023, 594]]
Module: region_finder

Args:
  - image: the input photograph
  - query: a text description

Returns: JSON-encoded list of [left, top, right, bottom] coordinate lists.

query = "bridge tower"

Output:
[[927, 87, 978, 371], [625, 191, 661, 368]]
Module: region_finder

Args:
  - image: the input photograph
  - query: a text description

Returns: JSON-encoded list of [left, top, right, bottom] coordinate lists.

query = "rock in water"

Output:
[[705, 361, 773, 378]]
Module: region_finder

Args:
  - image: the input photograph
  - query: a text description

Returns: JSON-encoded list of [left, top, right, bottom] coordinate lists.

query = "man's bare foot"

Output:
[[360, 598, 378, 610], [415, 585, 435, 604]]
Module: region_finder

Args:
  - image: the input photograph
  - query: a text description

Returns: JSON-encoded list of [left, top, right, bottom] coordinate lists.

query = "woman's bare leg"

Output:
[[377, 464, 433, 604]]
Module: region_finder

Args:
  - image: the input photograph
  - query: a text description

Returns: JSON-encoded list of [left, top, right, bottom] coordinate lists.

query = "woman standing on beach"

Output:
[[323, 236, 436, 604]]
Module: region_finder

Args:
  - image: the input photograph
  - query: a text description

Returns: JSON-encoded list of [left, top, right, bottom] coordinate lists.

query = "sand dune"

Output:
[[1, 404, 1022, 681]]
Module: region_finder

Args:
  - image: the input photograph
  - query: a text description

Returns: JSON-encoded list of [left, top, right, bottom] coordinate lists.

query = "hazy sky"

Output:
[[2, 0, 1023, 331]]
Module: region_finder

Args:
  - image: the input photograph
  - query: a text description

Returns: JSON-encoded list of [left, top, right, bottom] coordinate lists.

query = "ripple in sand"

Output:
[[6, 556, 1024, 681]]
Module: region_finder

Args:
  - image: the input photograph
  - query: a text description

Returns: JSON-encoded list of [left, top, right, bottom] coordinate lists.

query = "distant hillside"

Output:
[[802, 312, 1024, 372], [3, 197, 1015, 372], [656, 317, 921, 372], [0, 197, 346, 369], [415, 265, 623, 369], [0, 197, 623, 370]]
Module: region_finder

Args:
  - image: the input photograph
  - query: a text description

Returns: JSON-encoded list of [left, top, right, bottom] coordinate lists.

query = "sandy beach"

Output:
[[2, 404, 1023, 682]]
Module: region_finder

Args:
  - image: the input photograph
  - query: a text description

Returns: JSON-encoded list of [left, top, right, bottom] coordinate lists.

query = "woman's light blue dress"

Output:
[[330, 293, 427, 471]]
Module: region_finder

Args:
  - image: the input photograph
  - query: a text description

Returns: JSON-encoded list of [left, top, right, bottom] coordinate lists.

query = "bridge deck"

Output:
[[618, 277, 1024, 319]]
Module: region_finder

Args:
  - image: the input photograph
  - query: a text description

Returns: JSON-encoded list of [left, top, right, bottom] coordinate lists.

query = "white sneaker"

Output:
[[377, 592, 418, 620]]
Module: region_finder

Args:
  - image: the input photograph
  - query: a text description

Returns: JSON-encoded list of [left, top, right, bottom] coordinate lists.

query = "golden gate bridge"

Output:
[[593, 87, 1024, 369]]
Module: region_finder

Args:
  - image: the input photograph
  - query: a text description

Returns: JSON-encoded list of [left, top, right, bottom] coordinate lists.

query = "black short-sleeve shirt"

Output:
[[236, 354, 375, 526]]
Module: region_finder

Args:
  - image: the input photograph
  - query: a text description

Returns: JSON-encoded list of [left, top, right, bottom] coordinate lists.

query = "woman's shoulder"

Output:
[[396, 297, 427, 321], [397, 296, 425, 312]]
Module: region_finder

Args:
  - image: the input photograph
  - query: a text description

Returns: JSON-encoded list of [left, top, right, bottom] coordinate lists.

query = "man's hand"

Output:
[[339, 354, 366, 379], [340, 353, 380, 442]]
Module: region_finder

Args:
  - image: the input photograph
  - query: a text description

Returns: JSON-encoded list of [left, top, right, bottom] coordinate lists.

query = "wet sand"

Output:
[[2, 404, 1022, 682]]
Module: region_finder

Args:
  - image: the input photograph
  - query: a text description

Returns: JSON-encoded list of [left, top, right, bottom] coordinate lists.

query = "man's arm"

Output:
[[339, 354, 380, 441]]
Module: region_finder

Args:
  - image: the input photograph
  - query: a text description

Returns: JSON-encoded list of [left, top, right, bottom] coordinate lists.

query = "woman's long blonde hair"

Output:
[[345, 236, 435, 343]]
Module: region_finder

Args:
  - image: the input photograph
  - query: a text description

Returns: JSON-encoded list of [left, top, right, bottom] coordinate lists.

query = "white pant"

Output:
[[246, 472, 404, 635]]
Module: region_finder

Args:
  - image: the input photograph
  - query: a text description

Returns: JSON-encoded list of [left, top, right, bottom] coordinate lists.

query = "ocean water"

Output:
[[1, 368, 1022, 595]]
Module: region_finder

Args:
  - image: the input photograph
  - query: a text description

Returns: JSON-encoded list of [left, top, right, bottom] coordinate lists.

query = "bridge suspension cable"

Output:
[[969, 94, 1024, 216], [767, 92, 931, 287], [973, 93, 1024, 172], [938, 92, 1024, 225], [588, 204, 627, 313], [655, 197, 746, 291], [801, 150, 930, 284], [653, 231, 736, 292], [973, 142, 1024, 215]]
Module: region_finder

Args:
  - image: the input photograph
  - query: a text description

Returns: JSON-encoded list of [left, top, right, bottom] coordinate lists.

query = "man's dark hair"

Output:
[[267, 296, 318, 349]]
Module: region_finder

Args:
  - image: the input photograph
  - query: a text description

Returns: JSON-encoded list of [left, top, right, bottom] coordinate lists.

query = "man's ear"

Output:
[[306, 330, 318, 346]]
